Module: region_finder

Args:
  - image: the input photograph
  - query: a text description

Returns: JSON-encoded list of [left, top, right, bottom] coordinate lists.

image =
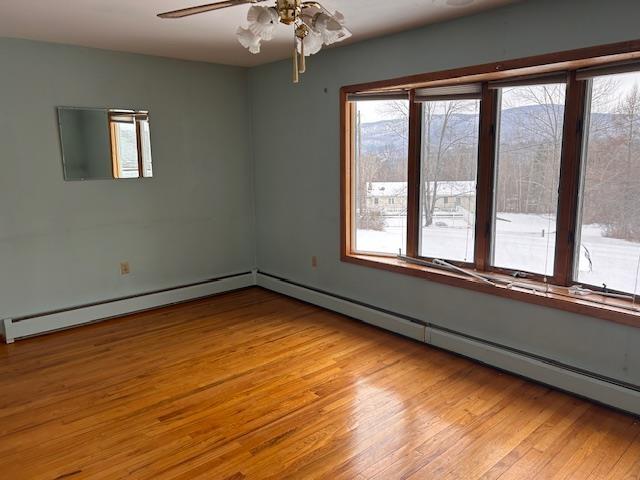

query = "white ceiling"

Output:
[[0, 0, 519, 67]]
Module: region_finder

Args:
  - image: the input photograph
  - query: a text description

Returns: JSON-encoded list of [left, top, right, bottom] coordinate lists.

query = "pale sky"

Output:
[[591, 71, 640, 113], [356, 101, 406, 123], [355, 71, 640, 122]]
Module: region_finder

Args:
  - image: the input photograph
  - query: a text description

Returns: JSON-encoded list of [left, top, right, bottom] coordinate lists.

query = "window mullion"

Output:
[[553, 72, 587, 286], [406, 91, 421, 258], [474, 84, 498, 271]]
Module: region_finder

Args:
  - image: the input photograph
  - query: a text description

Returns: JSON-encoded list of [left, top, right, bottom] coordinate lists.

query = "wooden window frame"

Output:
[[487, 78, 570, 284], [410, 92, 482, 270], [109, 118, 123, 179], [340, 39, 640, 329]]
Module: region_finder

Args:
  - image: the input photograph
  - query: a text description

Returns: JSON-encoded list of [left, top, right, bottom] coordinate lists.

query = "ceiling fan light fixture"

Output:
[[276, 0, 301, 25], [307, 10, 350, 46], [247, 5, 279, 40], [159, 0, 352, 83], [299, 28, 323, 56], [236, 26, 262, 53]]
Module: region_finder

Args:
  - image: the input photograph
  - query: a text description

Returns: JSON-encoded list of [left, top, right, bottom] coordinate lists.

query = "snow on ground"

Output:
[[493, 213, 557, 276], [356, 213, 640, 293], [578, 224, 640, 293]]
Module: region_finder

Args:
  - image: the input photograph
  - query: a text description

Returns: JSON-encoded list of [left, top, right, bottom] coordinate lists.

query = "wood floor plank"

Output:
[[0, 287, 637, 479]]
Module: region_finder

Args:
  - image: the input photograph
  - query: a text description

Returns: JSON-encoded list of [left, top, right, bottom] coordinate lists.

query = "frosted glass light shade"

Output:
[[236, 26, 262, 54], [247, 6, 279, 41]]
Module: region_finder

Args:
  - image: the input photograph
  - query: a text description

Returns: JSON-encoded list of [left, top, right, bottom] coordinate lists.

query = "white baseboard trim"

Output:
[[429, 329, 640, 416], [256, 273, 426, 342], [2, 272, 255, 343], [256, 272, 639, 416]]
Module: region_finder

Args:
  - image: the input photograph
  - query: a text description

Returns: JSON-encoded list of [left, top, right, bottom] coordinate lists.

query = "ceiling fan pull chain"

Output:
[[295, 22, 309, 78], [292, 30, 299, 83], [299, 33, 306, 74]]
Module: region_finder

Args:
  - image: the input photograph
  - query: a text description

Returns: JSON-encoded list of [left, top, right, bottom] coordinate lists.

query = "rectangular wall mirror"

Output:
[[58, 107, 153, 180]]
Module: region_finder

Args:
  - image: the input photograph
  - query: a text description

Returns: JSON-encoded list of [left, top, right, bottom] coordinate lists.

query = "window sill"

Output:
[[342, 253, 640, 329]]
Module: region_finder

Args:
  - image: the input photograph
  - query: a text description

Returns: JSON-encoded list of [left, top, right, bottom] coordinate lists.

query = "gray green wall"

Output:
[[0, 38, 255, 318], [249, 0, 640, 386]]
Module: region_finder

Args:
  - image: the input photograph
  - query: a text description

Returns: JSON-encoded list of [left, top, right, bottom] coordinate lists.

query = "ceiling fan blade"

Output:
[[158, 0, 263, 19]]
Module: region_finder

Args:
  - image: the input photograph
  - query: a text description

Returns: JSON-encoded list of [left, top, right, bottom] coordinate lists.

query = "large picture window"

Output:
[[341, 40, 640, 326]]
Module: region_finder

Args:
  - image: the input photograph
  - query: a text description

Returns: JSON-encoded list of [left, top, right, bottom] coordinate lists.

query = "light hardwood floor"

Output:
[[0, 287, 638, 479]]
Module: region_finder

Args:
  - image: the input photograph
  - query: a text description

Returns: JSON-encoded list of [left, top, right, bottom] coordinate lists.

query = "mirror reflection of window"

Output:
[[140, 118, 153, 178], [109, 111, 152, 179], [58, 107, 153, 181]]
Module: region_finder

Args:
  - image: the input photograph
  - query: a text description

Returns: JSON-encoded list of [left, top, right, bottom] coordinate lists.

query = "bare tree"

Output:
[[497, 84, 566, 215], [378, 101, 409, 142], [354, 109, 386, 230], [372, 99, 478, 226], [574, 78, 624, 228], [422, 100, 478, 226], [602, 84, 640, 239]]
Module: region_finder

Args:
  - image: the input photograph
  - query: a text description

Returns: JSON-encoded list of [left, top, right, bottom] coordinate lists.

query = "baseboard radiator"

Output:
[[1, 271, 256, 343], [256, 272, 640, 416]]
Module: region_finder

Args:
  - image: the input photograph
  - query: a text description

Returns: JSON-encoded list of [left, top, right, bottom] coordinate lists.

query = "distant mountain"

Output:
[[357, 105, 633, 157], [356, 119, 408, 156]]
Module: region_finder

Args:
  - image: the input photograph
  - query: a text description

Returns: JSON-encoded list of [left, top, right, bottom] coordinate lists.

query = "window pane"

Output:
[[576, 71, 640, 294], [115, 122, 140, 178], [492, 83, 566, 276], [419, 99, 479, 262], [353, 100, 408, 254], [140, 119, 153, 178]]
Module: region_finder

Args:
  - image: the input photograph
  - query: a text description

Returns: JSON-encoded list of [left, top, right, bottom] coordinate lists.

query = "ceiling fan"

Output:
[[158, 0, 352, 83]]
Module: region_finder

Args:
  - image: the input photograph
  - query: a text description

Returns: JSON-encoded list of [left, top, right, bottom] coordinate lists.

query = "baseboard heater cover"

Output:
[[256, 272, 640, 416], [256, 273, 426, 342], [429, 329, 640, 416], [2, 271, 256, 343]]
